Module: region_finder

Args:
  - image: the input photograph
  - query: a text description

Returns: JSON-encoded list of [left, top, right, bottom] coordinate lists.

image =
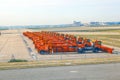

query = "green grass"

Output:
[[8, 59, 28, 63]]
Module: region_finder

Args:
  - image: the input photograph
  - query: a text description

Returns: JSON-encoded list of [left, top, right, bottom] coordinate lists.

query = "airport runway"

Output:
[[0, 63, 120, 80]]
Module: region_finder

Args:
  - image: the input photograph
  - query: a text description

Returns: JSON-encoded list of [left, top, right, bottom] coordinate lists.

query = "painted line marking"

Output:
[[70, 71, 78, 73]]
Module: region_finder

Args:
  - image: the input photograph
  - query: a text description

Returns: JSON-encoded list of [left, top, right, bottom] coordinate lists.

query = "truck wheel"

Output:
[[93, 48, 99, 53], [77, 48, 84, 54], [40, 50, 46, 55]]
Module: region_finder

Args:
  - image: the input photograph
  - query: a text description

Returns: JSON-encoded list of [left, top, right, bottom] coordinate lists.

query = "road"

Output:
[[0, 63, 120, 80]]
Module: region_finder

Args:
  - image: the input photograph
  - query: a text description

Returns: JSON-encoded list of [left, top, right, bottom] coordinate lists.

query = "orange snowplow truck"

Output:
[[23, 31, 114, 54], [93, 40, 113, 53], [77, 39, 113, 54]]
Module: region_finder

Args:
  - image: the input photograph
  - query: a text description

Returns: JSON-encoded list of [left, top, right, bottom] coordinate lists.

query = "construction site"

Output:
[[0, 26, 120, 62]]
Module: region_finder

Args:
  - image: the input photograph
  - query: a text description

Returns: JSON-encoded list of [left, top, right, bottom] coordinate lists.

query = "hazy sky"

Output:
[[0, 0, 120, 25]]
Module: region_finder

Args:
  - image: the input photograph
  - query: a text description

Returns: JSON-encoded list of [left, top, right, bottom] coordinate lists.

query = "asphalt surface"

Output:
[[0, 63, 120, 80]]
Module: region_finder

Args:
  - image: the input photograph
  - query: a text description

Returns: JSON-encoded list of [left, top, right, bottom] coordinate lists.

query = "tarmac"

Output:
[[0, 63, 120, 80], [0, 30, 31, 62]]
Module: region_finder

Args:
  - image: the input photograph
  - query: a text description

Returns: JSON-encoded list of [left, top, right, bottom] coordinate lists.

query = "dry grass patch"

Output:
[[0, 57, 120, 70], [77, 35, 120, 47]]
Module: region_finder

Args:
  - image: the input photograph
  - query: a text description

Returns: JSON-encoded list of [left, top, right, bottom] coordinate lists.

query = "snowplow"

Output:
[[23, 31, 114, 54]]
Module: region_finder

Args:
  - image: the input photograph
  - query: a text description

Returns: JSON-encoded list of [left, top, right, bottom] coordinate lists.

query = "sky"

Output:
[[0, 0, 120, 25]]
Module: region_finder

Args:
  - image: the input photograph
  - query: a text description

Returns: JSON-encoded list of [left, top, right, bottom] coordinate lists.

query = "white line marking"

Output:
[[70, 71, 78, 73]]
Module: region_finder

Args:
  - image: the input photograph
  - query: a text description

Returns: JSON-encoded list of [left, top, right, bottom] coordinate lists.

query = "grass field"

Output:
[[1, 56, 120, 70], [77, 35, 120, 47], [75, 29, 120, 47]]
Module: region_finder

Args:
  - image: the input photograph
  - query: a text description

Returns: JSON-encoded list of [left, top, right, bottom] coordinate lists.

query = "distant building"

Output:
[[89, 21, 120, 26], [90, 22, 100, 26], [104, 22, 120, 25], [73, 21, 83, 26]]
